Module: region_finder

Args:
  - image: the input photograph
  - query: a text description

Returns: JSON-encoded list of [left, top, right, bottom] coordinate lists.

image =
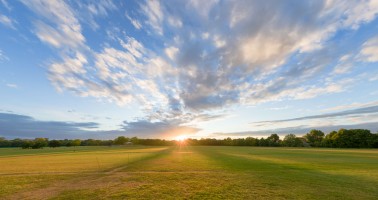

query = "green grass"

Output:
[[1, 146, 378, 199]]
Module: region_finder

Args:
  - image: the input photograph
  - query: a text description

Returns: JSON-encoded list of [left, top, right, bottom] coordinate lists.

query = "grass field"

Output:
[[1, 146, 378, 199]]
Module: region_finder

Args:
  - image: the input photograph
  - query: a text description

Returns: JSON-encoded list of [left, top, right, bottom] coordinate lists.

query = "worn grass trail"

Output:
[[1, 146, 378, 199]]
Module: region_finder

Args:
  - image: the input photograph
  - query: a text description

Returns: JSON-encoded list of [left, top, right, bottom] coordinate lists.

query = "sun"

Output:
[[175, 135, 188, 141]]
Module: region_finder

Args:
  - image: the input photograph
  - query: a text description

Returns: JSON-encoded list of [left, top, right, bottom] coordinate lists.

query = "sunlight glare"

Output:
[[175, 135, 188, 141]]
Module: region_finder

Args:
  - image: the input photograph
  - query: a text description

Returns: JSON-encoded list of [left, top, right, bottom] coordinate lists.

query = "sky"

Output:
[[1, 0, 378, 140]]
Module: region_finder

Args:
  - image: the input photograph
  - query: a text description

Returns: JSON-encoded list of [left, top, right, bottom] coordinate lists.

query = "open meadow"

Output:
[[1, 146, 378, 199]]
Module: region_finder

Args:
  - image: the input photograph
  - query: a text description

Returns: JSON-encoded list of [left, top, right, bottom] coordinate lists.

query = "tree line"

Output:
[[0, 128, 377, 149]]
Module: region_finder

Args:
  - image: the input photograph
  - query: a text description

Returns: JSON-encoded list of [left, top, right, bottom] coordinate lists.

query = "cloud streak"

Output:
[[0, 112, 99, 139], [0, 49, 9, 62], [0, 14, 16, 29], [253, 105, 378, 124], [215, 121, 378, 138], [0, 112, 201, 139]]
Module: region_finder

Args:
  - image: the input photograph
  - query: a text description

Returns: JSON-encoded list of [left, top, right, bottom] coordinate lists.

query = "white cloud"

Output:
[[21, 0, 85, 49], [0, 0, 11, 10], [332, 54, 354, 74], [0, 49, 9, 62], [241, 77, 351, 106], [188, 0, 218, 17], [6, 83, 17, 88], [140, 0, 164, 35], [20, 0, 378, 127], [322, 100, 378, 112], [0, 14, 15, 29], [201, 32, 209, 40], [86, 0, 116, 16], [333, 63, 354, 74], [119, 36, 146, 59], [268, 106, 290, 111], [339, 0, 378, 29], [213, 35, 226, 48], [167, 15, 182, 28], [48, 52, 88, 92], [293, 83, 344, 100], [359, 36, 378, 62], [369, 73, 378, 81], [75, 0, 116, 30], [126, 14, 142, 29], [165, 46, 178, 60]]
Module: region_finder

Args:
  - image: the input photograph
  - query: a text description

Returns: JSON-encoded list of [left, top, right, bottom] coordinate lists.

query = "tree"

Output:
[[22, 140, 34, 149], [369, 133, 378, 148], [304, 129, 324, 147], [32, 138, 48, 149], [322, 131, 337, 147], [48, 140, 61, 148], [114, 136, 128, 145], [130, 137, 139, 145], [258, 138, 269, 146], [331, 129, 373, 148], [283, 134, 303, 147], [11, 138, 24, 147], [223, 137, 233, 146], [245, 137, 257, 146], [71, 139, 81, 147], [267, 134, 281, 146], [0, 137, 11, 147]]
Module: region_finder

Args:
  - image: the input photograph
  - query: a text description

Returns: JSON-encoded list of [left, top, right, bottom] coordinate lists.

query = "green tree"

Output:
[[331, 129, 373, 148], [369, 133, 378, 148], [267, 134, 280, 146], [114, 136, 128, 145], [322, 131, 337, 147], [245, 137, 257, 146], [21, 140, 34, 149], [32, 138, 48, 149], [223, 137, 233, 146], [0, 137, 11, 147], [70, 139, 81, 147], [48, 140, 61, 148], [304, 129, 324, 147], [130, 137, 139, 145], [11, 138, 24, 147], [283, 134, 303, 147], [258, 138, 268, 146]]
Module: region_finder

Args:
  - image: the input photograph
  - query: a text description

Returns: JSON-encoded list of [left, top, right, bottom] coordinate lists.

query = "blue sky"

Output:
[[1, 0, 378, 140]]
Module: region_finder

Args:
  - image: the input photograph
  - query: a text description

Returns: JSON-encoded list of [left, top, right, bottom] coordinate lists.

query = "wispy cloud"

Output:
[[21, 0, 85, 49], [126, 13, 142, 30], [0, 49, 9, 62], [251, 104, 378, 129], [359, 36, 378, 62], [322, 100, 378, 112], [0, 14, 16, 29], [268, 106, 378, 123], [214, 121, 378, 138], [140, 0, 164, 35], [0, 0, 11, 10], [73, 0, 116, 30], [6, 83, 17, 88]]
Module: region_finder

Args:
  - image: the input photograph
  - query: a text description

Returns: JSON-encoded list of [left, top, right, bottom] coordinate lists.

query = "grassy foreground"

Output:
[[0, 146, 378, 199]]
